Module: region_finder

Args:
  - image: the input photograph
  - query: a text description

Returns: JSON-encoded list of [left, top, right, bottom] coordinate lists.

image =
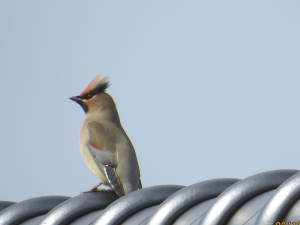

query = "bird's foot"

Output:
[[81, 182, 103, 194]]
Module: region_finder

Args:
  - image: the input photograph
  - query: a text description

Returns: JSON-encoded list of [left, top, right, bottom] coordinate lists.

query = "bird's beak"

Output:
[[70, 96, 88, 113], [69, 96, 83, 103]]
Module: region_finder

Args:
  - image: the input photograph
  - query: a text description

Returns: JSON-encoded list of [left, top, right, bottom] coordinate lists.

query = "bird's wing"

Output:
[[103, 164, 125, 197], [87, 121, 125, 197], [138, 178, 143, 189]]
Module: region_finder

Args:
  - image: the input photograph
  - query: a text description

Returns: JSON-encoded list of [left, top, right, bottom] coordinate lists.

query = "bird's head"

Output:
[[70, 74, 113, 114]]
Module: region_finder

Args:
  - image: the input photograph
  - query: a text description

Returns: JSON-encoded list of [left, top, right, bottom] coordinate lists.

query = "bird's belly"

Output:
[[80, 144, 109, 185]]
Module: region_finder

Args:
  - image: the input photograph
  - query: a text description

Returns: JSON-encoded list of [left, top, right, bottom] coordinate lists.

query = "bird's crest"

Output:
[[79, 74, 110, 97]]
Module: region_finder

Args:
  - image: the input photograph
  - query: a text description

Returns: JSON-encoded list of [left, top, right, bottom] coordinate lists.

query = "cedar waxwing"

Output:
[[70, 75, 142, 197]]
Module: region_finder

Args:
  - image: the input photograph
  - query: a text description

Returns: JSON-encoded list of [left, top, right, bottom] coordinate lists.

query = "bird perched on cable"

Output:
[[70, 75, 142, 197]]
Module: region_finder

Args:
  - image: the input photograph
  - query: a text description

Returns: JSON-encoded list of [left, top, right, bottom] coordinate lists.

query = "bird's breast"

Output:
[[79, 123, 109, 184]]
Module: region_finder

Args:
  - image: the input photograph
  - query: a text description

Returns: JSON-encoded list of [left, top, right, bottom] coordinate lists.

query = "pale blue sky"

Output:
[[1, 1, 300, 202]]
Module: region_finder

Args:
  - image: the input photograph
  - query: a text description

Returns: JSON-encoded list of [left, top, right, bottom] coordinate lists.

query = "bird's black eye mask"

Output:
[[80, 81, 110, 100], [79, 93, 94, 100], [70, 80, 110, 114]]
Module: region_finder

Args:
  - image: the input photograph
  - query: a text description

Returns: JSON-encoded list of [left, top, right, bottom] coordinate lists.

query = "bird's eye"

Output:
[[86, 94, 93, 99]]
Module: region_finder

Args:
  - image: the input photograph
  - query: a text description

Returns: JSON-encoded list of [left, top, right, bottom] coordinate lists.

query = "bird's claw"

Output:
[[81, 182, 103, 194]]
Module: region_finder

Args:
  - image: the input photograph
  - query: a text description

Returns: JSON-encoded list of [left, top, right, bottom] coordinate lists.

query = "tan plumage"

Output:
[[70, 75, 142, 197]]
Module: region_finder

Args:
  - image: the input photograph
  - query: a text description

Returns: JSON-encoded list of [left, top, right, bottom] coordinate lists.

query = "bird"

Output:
[[70, 75, 142, 197]]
